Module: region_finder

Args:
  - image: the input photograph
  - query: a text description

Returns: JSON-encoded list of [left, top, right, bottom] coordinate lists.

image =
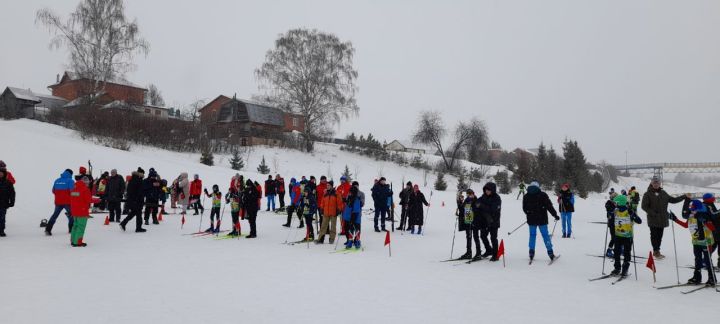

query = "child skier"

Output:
[[343, 186, 363, 249], [225, 181, 243, 236], [604, 190, 619, 257], [702, 193, 719, 268], [300, 183, 318, 242], [672, 200, 717, 285], [610, 194, 642, 277], [70, 175, 100, 247], [458, 189, 481, 260], [204, 185, 222, 233], [522, 181, 559, 262], [557, 183, 575, 238]]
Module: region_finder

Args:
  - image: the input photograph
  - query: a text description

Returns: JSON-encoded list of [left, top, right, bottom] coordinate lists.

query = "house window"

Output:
[[144, 108, 151, 114], [292, 117, 299, 127], [155, 110, 160, 115]]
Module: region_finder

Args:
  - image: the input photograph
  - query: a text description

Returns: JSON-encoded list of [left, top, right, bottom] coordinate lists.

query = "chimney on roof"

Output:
[[56, 74, 60, 83]]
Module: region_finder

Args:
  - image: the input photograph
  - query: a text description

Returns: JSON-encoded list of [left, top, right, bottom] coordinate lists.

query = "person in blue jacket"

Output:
[[343, 186, 363, 249], [46, 169, 75, 235], [557, 183, 575, 238]]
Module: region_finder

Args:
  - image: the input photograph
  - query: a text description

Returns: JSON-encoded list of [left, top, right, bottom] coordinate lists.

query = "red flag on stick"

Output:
[[181, 214, 186, 228], [497, 239, 506, 268], [646, 251, 656, 283], [103, 215, 110, 226], [385, 231, 392, 257]]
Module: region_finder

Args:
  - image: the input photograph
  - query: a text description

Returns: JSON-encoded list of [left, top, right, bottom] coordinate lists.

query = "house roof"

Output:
[[199, 95, 231, 112], [218, 98, 285, 126], [50, 71, 146, 90], [4, 87, 68, 108]]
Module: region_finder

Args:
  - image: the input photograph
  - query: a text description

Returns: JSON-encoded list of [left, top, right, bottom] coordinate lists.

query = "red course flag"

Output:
[[384, 231, 391, 246], [646, 251, 656, 273], [181, 215, 186, 225], [103, 215, 110, 226], [497, 239, 505, 258]]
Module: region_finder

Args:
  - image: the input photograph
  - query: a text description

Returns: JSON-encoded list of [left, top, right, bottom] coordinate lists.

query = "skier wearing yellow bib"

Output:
[[672, 200, 717, 286], [611, 194, 642, 278]]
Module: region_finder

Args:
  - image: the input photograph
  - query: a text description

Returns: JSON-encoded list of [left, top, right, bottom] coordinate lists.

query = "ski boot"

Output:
[[687, 271, 702, 285], [374, 227, 381, 233], [706, 276, 716, 286], [204, 227, 214, 233], [135, 228, 147, 233], [410, 227, 415, 234], [417, 226, 422, 235], [471, 253, 483, 262], [459, 252, 472, 260], [345, 240, 353, 249], [282, 223, 291, 228], [354, 240, 362, 249], [610, 269, 620, 276], [529, 249, 535, 261], [548, 251, 556, 261], [0, 231, 5, 237], [298, 222, 304, 229], [481, 250, 494, 258]]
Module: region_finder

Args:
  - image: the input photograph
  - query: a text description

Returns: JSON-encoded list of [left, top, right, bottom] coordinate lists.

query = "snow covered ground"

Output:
[[0, 119, 717, 324]]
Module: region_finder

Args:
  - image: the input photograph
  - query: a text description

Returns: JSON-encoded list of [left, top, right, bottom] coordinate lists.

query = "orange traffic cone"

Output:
[[103, 215, 110, 225], [442, 201, 445, 207]]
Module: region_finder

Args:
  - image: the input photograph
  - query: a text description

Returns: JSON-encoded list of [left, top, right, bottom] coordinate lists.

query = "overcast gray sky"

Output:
[[2, 0, 719, 165]]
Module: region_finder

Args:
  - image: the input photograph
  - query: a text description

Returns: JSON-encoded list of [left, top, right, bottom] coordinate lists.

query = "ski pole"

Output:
[[551, 219, 558, 237], [707, 245, 717, 288], [198, 192, 206, 233], [422, 191, 433, 236], [669, 211, 681, 285], [507, 221, 527, 236], [450, 212, 458, 259], [216, 201, 226, 237], [632, 235, 638, 281], [283, 206, 294, 244], [601, 220, 609, 275]]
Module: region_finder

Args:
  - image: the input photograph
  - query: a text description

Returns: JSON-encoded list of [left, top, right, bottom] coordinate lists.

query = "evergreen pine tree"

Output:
[[547, 146, 560, 189], [200, 149, 214, 166], [562, 140, 591, 198], [229, 149, 244, 170], [494, 171, 511, 194], [434, 172, 448, 191], [257, 155, 271, 174], [456, 171, 468, 192], [341, 165, 353, 181]]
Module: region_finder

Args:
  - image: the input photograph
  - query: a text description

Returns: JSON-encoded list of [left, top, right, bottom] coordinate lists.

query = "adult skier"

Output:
[[478, 182, 502, 261], [142, 169, 162, 225], [522, 181, 559, 262], [264, 175, 277, 212], [396, 182, 413, 231], [119, 168, 147, 233], [317, 182, 343, 244], [0, 167, 16, 237], [105, 169, 126, 222], [242, 179, 260, 238], [190, 174, 204, 215], [371, 177, 392, 232], [407, 185, 429, 235]]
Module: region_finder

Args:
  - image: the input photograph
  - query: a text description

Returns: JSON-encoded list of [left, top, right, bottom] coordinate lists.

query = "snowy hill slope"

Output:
[[0, 119, 717, 324]]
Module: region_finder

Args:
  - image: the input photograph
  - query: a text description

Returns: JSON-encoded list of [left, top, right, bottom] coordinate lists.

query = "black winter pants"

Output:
[[607, 221, 616, 249], [465, 229, 480, 255], [613, 237, 633, 273], [121, 206, 143, 230], [398, 206, 409, 230], [278, 192, 285, 208], [108, 201, 122, 222], [649, 226, 664, 252], [481, 226, 499, 256], [247, 210, 257, 236], [209, 207, 220, 222], [144, 203, 158, 223]]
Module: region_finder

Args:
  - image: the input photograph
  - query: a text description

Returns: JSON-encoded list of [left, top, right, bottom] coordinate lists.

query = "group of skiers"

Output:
[[603, 177, 719, 284], [456, 182, 501, 261]]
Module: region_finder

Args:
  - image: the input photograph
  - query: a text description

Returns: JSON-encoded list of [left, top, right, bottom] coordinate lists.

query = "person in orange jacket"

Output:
[[190, 174, 204, 215], [317, 181, 343, 244], [70, 175, 100, 247]]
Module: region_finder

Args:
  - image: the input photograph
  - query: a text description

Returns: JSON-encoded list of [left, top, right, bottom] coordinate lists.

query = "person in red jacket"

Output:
[[0, 160, 16, 185], [190, 174, 204, 215], [70, 175, 100, 247], [336, 176, 352, 235], [276, 175, 286, 209]]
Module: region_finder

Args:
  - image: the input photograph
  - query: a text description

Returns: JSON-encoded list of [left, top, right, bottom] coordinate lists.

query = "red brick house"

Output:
[[199, 96, 305, 146], [47, 71, 169, 119]]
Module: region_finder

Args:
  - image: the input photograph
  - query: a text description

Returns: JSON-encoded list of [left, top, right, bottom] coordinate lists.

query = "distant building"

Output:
[[513, 147, 538, 160], [47, 71, 170, 119], [384, 140, 426, 154], [0, 86, 68, 119], [486, 148, 505, 163], [200, 96, 305, 146]]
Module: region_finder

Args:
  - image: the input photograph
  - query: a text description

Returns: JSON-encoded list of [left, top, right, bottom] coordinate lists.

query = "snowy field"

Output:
[[0, 119, 717, 324]]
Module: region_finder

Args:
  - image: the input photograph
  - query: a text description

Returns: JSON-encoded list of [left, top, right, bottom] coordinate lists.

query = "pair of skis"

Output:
[[530, 255, 561, 266], [656, 283, 719, 294], [588, 273, 632, 285]]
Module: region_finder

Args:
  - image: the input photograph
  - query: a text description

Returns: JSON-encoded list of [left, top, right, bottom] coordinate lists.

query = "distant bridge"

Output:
[[610, 162, 720, 184]]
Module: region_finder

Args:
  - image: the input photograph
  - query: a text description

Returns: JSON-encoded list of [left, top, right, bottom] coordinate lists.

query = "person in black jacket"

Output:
[[265, 175, 277, 212], [458, 189, 481, 260], [105, 169, 126, 222], [242, 179, 260, 238], [371, 177, 392, 232], [604, 191, 619, 257], [120, 168, 147, 233], [408, 185, 430, 235], [143, 169, 162, 225], [0, 167, 16, 237], [396, 182, 413, 231], [522, 181, 559, 261], [478, 182, 502, 261]]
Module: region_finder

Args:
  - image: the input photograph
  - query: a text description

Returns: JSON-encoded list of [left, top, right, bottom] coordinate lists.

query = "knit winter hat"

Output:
[[529, 181, 540, 188], [79, 166, 87, 175], [137, 167, 145, 174], [406, 181, 413, 186], [702, 193, 715, 204], [0, 160, 6, 168], [690, 200, 705, 211], [613, 194, 628, 207]]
